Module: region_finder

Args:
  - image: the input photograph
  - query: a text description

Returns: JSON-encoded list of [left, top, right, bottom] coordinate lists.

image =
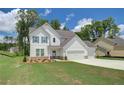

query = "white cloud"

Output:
[[72, 18, 93, 32], [40, 9, 52, 16], [119, 35, 124, 39], [66, 13, 74, 21], [0, 8, 20, 33], [118, 24, 124, 33], [118, 24, 124, 39], [60, 23, 66, 29], [60, 13, 75, 29]]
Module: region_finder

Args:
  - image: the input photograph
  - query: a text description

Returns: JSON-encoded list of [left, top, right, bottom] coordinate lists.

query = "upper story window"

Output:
[[53, 38, 55, 43], [32, 36, 39, 43], [41, 36, 48, 43]]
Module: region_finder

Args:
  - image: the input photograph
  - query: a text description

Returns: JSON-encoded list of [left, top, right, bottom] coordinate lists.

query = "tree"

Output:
[[102, 17, 120, 38], [108, 24, 120, 38], [9, 36, 13, 43], [16, 9, 38, 57], [77, 17, 120, 41], [36, 18, 48, 27], [50, 19, 61, 30], [63, 26, 69, 31], [4, 36, 9, 43], [92, 21, 104, 38], [76, 25, 93, 41]]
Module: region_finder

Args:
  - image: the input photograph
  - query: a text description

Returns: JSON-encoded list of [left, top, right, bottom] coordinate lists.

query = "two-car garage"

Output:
[[64, 37, 89, 60], [63, 36, 95, 60], [66, 50, 86, 60]]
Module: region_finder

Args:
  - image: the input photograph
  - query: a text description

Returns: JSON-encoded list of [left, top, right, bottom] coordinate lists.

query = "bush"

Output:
[[0, 50, 16, 57], [0, 43, 16, 51], [15, 51, 24, 56], [23, 56, 27, 62]]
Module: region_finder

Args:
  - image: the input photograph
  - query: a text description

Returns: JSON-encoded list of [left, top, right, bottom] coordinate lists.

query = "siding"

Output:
[[95, 41, 114, 50], [30, 45, 48, 57], [30, 29, 49, 57], [64, 37, 88, 57], [110, 50, 124, 57], [96, 50, 106, 56]]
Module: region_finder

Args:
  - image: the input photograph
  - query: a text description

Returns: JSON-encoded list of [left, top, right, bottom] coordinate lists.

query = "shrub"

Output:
[[23, 56, 27, 62]]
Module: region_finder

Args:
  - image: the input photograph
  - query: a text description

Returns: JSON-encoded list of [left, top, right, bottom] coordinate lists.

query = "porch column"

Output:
[[48, 47, 51, 59]]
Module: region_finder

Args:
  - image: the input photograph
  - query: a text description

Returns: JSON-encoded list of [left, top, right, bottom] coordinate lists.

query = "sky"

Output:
[[0, 8, 124, 40]]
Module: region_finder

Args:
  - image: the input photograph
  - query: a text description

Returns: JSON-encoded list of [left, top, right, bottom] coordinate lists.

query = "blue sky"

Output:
[[0, 8, 124, 39]]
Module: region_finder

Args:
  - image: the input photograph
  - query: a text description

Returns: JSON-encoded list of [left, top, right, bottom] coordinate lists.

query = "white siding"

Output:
[[29, 24, 61, 57], [45, 28, 60, 46], [63, 37, 88, 60], [30, 45, 48, 57], [87, 47, 96, 58], [30, 29, 49, 57]]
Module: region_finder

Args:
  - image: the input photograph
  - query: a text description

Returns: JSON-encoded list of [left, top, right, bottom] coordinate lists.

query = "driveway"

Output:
[[71, 58, 124, 70]]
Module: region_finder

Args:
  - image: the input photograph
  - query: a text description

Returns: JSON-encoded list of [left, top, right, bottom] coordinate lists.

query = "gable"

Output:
[[95, 39, 114, 50], [42, 23, 60, 39], [42, 23, 61, 46], [29, 26, 50, 37], [63, 35, 88, 51], [29, 23, 60, 38]]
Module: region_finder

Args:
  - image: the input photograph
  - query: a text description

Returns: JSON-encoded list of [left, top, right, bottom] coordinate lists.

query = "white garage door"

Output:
[[67, 50, 86, 60]]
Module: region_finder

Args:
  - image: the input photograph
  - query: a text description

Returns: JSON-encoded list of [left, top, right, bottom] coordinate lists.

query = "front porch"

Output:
[[50, 56, 67, 60], [48, 46, 67, 60]]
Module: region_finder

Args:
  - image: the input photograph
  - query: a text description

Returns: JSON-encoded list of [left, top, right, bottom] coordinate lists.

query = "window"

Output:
[[36, 49, 40, 56], [36, 49, 44, 56], [41, 36, 48, 43], [32, 36, 39, 43], [53, 38, 55, 43], [41, 49, 44, 56]]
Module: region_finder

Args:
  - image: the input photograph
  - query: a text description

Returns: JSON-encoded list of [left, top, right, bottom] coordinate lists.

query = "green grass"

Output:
[[96, 56, 124, 60], [0, 50, 16, 57], [0, 55, 124, 85]]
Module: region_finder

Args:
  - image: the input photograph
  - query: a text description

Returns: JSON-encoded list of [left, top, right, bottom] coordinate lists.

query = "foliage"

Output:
[[76, 17, 120, 41], [16, 9, 39, 56], [23, 56, 27, 62], [63, 26, 69, 30], [50, 19, 61, 30], [0, 43, 16, 51], [36, 18, 48, 28], [96, 56, 124, 60], [0, 51, 17, 57]]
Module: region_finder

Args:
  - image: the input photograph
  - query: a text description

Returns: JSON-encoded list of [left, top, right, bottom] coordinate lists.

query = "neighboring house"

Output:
[[94, 37, 124, 57], [29, 23, 95, 60]]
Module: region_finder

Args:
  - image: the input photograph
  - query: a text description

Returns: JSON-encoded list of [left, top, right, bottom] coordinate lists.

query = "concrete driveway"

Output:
[[70, 58, 124, 70]]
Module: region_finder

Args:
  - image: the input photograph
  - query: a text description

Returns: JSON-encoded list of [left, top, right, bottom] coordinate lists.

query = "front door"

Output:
[[52, 51, 56, 58]]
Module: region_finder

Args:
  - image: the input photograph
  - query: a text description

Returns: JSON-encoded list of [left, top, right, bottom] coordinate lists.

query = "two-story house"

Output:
[[29, 23, 95, 60]]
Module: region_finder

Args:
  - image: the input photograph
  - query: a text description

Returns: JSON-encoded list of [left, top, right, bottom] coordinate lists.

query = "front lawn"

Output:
[[96, 56, 124, 60], [0, 55, 124, 85]]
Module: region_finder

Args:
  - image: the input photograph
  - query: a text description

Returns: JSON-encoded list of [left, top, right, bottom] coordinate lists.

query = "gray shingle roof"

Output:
[[84, 41, 95, 47], [56, 30, 75, 38], [55, 30, 75, 47], [29, 27, 36, 33], [106, 36, 124, 46]]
